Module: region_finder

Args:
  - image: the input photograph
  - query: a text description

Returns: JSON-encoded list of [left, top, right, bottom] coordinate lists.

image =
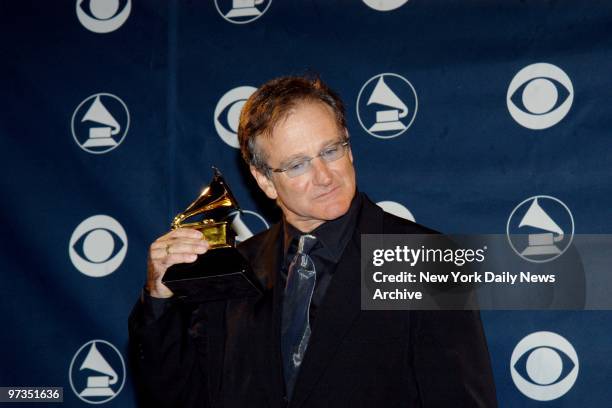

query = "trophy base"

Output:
[[162, 246, 261, 303]]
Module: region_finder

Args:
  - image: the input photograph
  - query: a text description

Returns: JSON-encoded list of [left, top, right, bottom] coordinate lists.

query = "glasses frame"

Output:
[[266, 139, 350, 178]]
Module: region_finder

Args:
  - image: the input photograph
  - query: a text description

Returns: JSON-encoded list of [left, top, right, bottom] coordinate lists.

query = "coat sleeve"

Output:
[[127, 293, 212, 408], [410, 310, 498, 407]]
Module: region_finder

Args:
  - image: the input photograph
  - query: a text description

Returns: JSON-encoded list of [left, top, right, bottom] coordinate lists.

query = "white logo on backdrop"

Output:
[[506, 195, 574, 263], [215, 0, 272, 24], [510, 331, 579, 401], [214, 86, 257, 148], [377, 201, 415, 222], [230, 210, 270, 243], [69, 340, 126, 404], [362, 0, 409, 12], [76, 0, 131, 33], [507, 63, 573, 130], [357, 73, 418, 139], [69, 215, 128, 277], [72, 93, 130, 154]]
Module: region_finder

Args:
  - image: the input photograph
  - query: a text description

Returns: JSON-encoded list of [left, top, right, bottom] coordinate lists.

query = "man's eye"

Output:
[[321, 146, 339, 157], [288, 161, 307, 171]]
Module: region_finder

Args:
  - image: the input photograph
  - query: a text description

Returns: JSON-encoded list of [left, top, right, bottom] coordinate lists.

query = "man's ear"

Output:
[[250, 165, 278, 200]]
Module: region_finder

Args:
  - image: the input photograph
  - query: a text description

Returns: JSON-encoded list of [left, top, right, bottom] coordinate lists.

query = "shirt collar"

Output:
[[283, 190, 362, 263]]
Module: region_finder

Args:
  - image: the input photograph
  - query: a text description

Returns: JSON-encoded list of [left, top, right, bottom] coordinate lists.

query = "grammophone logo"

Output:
[[215, 0, 272, 24], [71, 93, 130, 154], [357, 73, 418, 139], [69, 339, 126, 404]]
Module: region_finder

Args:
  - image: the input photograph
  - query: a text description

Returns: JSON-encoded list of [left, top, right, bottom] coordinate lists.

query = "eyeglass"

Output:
[[266, 140, 350, 178]]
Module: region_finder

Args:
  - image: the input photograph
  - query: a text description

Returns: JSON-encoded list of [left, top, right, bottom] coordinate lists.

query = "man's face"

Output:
[[250, 101, 356, 232]]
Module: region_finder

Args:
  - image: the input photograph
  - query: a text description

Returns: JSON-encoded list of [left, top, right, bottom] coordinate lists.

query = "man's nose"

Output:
[[311, 158, 333, 186]]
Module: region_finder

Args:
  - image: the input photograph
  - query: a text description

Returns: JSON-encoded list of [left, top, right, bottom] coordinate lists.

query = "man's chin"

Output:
[[319, 200, 352, 221]]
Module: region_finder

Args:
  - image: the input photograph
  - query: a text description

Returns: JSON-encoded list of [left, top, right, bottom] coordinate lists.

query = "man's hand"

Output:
[[146, 228, 209, 298]]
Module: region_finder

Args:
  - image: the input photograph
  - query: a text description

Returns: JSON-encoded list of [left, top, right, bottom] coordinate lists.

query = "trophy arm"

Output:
[[171, 213, 186, 230]]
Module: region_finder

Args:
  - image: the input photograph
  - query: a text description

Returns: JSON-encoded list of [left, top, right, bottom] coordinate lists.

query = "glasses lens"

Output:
[[321, 141, 347, 162], [283, 141, 348, 178], [285, 160, 310, 178]]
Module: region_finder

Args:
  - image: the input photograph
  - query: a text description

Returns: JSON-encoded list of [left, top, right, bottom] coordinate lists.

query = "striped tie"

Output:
[[281, 234, 317, 398]]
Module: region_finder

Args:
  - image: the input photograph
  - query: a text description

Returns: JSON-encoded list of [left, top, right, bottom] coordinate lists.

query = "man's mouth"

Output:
[[315, 185, 339, 199]]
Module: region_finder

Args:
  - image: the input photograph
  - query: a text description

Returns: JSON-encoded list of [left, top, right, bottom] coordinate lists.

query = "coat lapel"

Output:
[[290, 196, 384, 408]]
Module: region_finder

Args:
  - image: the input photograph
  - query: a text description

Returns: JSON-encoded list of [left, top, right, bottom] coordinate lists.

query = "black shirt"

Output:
[[281, 192, 362, 326]]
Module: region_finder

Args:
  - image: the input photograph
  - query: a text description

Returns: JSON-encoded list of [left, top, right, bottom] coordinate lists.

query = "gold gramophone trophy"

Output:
[[162, 167, 261, 303]]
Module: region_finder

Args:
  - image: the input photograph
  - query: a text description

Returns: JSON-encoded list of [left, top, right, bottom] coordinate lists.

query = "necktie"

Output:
[[281, 234, 317, 398]]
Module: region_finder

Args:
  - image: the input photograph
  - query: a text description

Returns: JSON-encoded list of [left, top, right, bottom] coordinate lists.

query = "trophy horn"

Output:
[[171, 167, 240, 230]]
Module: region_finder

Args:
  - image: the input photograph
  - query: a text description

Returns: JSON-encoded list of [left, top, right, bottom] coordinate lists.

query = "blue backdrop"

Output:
[[1, 1, 611, 406]]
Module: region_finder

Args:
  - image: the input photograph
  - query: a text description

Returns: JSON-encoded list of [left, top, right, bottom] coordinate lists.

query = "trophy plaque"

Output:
[[162, 167, 262, 303]]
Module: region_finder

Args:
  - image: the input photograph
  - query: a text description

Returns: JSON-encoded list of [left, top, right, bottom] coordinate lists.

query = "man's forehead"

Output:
[[257, 102, 339, 145], [273, 100, 335, 128], [264, 131, 341, 154], [258, 132, 341, 162]]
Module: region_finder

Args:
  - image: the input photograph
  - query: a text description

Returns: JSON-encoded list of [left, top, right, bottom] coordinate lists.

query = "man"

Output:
[[129, 76, 497, 407]]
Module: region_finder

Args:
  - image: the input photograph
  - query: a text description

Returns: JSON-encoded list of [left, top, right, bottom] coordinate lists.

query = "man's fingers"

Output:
[[165, 228, 204, 240], [164, 242, 208, 254], [150, 236, 208, 256], [149, 247, 206, 263], [151, 237, 207, 251], [162, 253, 199, 266], [147, 229, 208, 276], [149, 238, 209, 266], [169, 237, 209, 246]]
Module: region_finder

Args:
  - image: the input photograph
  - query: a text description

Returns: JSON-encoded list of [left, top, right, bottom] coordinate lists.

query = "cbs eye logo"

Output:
[[69, 215, 128, 277], [507, 63, 574, 130], [377, 201, 415, 222], [362, 0, 409, 12], [510, 331, 579, 401], [214, 86, 256, 149], [76, 0, 131, 33]]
